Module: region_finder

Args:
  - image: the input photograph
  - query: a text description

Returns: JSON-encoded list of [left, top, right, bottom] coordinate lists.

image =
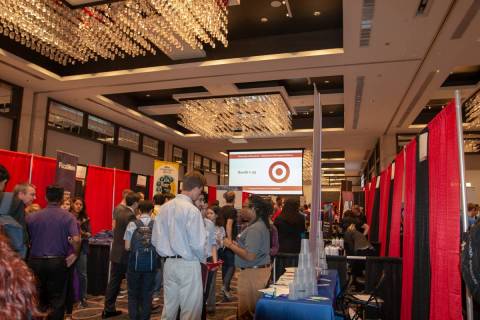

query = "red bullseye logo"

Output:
[[268, 161, 290, 183]]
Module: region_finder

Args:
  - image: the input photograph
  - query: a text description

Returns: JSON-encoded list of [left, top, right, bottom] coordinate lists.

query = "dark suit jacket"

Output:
[[110, 205, 135, 264]]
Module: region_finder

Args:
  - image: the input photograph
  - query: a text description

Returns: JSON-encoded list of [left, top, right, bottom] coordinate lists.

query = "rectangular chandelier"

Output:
[[178, 94, 292, 139], [0, 0, 228, 65]]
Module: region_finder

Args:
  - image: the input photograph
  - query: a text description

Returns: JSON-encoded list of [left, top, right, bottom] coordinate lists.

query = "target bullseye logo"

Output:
[[268, 161, 290, 183]]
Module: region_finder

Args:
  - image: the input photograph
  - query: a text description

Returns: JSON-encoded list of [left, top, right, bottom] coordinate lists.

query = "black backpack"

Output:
[[128, 220, 158, 272], [462, 221, 480, 303]]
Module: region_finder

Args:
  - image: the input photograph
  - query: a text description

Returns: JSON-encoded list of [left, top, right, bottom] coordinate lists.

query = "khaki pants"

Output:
[[161, 259, 203, 320], [238, 267, 271, 320]]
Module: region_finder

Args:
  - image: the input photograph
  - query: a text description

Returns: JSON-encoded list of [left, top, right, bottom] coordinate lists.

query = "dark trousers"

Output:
[[274, 253, 299, 282], [104, 262, 128, 312], [127, 271, 156, 320], [29, 257, 68, 320], [221, 248, 235, 291], [65, 265, 75, 314]]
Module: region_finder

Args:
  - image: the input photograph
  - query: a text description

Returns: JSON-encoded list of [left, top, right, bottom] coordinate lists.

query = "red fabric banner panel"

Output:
[[366, 176, 377, 224], [31, 155, 56, 208], [401, 139, 417, 320], [85, 165, 115, 235], [0, 149, 31, 192], [427, 102, 462, 320], [378, 165, 392, 256], [149, 175, 154, 199], [208, 186, 216, 205], [389, 151, 404, 257], [113, 169, 131, 209]]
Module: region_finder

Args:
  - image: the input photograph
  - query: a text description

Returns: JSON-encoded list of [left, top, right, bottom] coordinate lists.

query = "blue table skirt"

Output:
[[255, 269, 340, 320]]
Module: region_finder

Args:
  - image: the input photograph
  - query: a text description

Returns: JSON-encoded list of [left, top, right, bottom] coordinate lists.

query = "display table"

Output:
[[255, 270, 340, 320]]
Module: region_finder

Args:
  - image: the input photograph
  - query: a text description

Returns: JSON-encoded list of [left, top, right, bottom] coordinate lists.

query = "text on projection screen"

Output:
[[228, 150, 303, 195]]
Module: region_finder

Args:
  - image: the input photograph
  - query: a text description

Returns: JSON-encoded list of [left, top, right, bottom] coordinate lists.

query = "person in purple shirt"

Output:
[[27, 185, 80, 320]]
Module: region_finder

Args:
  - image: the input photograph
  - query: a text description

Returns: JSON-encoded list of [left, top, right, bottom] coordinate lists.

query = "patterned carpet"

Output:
[[71, 272, 238, 320]]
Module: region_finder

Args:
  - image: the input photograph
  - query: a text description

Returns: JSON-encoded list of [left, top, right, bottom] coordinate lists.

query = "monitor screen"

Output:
[[228, 149, 303, 195]]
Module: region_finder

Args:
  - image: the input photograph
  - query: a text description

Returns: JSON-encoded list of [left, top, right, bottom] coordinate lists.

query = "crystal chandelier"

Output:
[[465, 88, 480, 130], [0, 0, 228, 66], [178, 94, 292, 138]]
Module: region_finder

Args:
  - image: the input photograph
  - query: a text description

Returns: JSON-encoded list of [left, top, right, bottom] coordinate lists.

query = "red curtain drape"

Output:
[[85, 165, 115, 235], [401, 140, 417, 320], [113, 169, 131, 209], [378, 165, 392, 256], [366, 176, 377, 224], [364, 185, 369, 218], [0, 149, 31, 192], [208, 186, 216, 205], [31, 155, 56, 208], [427, 101, 462, 320], [149, 175, 154, 199], [389, 150, 404, 257]]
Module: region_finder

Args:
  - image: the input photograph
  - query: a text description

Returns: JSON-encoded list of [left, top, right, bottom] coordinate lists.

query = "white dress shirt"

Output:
[[152, 194, 206, 261]]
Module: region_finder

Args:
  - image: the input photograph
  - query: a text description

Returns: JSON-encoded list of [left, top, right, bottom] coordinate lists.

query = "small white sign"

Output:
[[137, 175, 147, 187]]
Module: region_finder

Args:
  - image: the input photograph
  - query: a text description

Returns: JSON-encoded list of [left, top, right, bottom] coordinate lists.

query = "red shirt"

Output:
[[272, 208, 282, 222]]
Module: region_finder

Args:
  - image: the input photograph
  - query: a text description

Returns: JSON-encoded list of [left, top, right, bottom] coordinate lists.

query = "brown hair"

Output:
[[182, 171, 206, 191], [0, 232, 45, 319], [223, 191, 235, 203]]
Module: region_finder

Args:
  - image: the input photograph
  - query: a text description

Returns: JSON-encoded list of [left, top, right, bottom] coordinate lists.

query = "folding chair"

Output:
[[344, 270, 386, 320]]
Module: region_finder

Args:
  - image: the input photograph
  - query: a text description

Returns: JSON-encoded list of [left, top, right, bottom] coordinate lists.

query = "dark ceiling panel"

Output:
[[105, 86, 208, 107], [0, 0, 343, 76], [442, 65, 480, 87], [236, 76, 344, 95], [292, 104, 344, 129], [412, 99, 466, 125], [322, 150, 345, 159]]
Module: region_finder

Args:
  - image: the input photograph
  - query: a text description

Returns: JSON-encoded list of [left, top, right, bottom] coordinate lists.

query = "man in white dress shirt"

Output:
[[152, 172, 207, 320]]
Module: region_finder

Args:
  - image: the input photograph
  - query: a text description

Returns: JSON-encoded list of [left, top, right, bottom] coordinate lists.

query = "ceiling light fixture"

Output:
[[261, 17, 269, 23], [178, 93, 292, 139], [314, 11, 321, 16], [324, 80, 330, 83], [0, 0, 229, 65], [271, 1, 282, 7], [146, 94, 151, 97]]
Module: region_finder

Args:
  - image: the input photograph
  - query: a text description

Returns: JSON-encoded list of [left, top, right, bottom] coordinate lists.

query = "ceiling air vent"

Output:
[[353, 76, 365, 129], [451, 0, 480, 39], [360, 0, 375, 47], [416, 0, 430, 16]]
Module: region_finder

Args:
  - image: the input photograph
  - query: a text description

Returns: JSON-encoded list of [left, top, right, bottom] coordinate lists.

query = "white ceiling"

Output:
[[0, 0, 479, 178]]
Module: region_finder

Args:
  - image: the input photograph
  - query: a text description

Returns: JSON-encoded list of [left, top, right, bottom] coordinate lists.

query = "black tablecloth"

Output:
[[87, 243, 111, 295]]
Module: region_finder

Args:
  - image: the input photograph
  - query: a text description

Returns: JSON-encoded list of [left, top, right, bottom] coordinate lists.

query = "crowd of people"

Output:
[[0, 162, 322, 320]]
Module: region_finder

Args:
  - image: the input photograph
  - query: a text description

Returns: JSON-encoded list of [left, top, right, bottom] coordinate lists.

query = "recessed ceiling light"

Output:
[[282, 0, 286, 4], [329, 111, 334, 114], [261, 17, 268, 22], [314, 11, 321, 16], [271, 0, 282, 7], [146, 94, 151, 97], [324, 80, 330, 83]]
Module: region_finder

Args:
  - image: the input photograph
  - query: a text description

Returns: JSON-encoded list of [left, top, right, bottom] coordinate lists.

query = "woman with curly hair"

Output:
[[223, 195, 272, 320], [0, 231, 45, 319]]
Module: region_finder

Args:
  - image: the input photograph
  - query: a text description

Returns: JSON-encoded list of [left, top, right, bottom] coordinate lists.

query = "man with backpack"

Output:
[[124, 200, 158, 320], [0, 164, 28, 258]]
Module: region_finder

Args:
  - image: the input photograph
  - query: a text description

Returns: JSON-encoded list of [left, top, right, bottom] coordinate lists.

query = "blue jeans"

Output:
[[127, 271, 156, 320], [76, 253, 88, 301], [153, 259, 164, 295], [221, 248, 235, 291]]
